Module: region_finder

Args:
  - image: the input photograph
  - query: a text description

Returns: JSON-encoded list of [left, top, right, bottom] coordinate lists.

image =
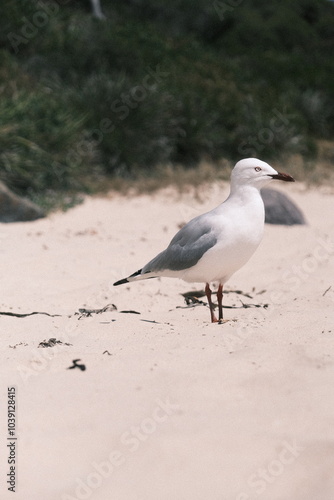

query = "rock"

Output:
[[261, 188, 306, 226], [0, 182, 45, 223]]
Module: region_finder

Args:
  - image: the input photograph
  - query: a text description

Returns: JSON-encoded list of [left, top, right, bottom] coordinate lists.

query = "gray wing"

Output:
[[142, 214, 217, 273]]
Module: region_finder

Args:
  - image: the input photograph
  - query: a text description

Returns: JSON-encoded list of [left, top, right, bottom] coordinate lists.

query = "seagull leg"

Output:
[[205, 283, 218, 323], [217, 284, 223, 322]]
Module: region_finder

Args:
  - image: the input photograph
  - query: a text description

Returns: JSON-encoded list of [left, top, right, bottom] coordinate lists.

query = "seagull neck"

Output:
[[227, 183, 261, 204]]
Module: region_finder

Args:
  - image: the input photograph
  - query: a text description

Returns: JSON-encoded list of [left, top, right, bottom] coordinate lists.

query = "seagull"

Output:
[[113, 158, 294, 323]]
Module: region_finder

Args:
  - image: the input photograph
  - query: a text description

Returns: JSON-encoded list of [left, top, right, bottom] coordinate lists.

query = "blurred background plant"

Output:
[[0, 0, 333, 207]]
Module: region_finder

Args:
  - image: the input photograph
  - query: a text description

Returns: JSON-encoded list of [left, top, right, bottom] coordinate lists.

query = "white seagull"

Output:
[[114, 158, 294, 323]]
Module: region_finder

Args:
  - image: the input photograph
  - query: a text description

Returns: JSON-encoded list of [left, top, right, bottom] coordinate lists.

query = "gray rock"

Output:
[[0, 182, 45, 223], [261, 188, 306, 226]]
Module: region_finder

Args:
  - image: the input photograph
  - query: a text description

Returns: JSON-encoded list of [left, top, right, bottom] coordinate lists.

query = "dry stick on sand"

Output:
[[0, 311, 61, 318]]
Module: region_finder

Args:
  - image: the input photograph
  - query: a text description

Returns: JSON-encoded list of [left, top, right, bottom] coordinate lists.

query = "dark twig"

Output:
[[181, 288, 254, 303], [140, 319, 161, 324], [77, 304, 117, 318], [180, 289, 266, 310], [0, 311, 61, 318]]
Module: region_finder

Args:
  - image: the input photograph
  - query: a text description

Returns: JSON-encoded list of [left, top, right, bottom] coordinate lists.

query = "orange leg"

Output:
[[205, 283, 218, 323]]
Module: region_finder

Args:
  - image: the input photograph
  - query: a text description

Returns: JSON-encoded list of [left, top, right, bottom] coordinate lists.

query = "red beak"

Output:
[[270, 171, 295, 182]]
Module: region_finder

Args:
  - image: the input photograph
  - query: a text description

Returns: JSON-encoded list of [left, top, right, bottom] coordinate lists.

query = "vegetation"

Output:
[[0, 0, 334, 203]]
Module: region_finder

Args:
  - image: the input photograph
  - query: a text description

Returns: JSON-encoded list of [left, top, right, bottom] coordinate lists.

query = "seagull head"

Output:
[[231, 158, 295, 190]]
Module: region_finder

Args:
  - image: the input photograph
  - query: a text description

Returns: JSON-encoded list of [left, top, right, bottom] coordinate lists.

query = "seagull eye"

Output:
[[254, 167, 262, 172]]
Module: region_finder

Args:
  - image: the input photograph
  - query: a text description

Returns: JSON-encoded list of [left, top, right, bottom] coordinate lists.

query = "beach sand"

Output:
[[1, 181, 334, 500]]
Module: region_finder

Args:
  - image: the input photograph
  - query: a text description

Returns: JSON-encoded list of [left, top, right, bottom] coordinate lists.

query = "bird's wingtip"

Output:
[[113, 268, 143, 286], [113, 278, 129, 286]]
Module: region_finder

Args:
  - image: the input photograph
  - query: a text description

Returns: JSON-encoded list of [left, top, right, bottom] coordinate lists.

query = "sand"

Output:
[[1, 180, 334, 500]]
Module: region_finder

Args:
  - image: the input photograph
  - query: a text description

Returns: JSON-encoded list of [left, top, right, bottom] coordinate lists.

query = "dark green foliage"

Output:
[[0, 0, 333, 198]]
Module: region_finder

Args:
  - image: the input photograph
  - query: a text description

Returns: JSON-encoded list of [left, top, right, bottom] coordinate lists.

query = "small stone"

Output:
[[0, 181, 45, 223], [261, 188, 306, 225]]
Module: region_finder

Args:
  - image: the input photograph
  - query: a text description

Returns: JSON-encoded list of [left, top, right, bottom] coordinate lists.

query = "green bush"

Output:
[[0, 58, 92, 193], [0, 0, 333, 200]]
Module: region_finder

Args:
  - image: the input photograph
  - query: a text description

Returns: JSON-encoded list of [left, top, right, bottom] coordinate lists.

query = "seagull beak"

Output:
[[270, 171, 295, 182]]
